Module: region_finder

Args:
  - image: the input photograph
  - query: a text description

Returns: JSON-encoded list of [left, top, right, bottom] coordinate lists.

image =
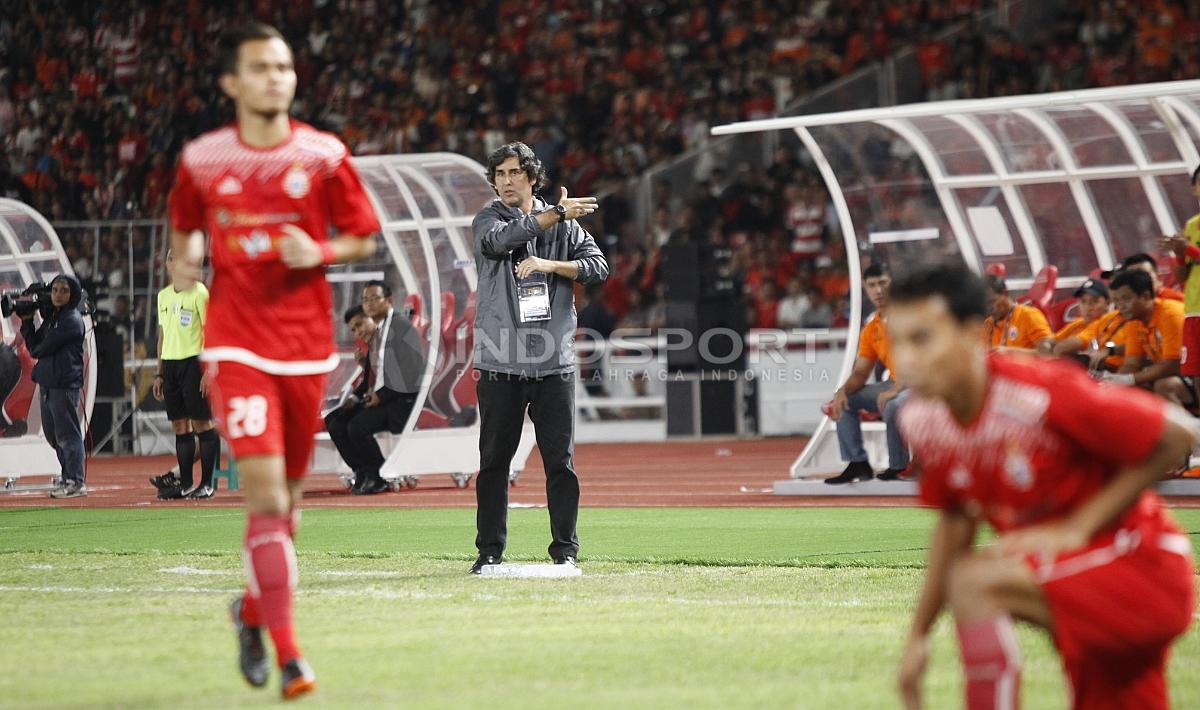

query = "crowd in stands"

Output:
[[7, 0, 986, 343], [1, 0, 993, 224], [7, 0, 1199, 357], [919, 0, 1200, 101]]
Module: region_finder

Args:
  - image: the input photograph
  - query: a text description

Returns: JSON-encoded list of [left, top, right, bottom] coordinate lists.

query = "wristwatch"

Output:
[[553, 204, 567, 223]]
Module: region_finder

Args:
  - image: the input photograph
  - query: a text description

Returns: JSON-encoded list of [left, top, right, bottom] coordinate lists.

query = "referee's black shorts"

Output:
[[162, 356, 212, 421]]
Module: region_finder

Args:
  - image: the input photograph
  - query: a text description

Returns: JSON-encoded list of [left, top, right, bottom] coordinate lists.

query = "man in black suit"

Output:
[[328, 281, 426, 494], [324, 304, 375, 491]]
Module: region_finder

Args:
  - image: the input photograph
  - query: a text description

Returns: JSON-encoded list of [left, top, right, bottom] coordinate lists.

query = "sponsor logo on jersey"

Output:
[[236, 229, 274, 259]]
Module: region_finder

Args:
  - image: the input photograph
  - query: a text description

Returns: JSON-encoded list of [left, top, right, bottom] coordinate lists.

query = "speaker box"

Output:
[[665, 378, 698, 436], [661, 243, 699, 301], [664, 300, 698, 370], [696, 298, 746, 371]]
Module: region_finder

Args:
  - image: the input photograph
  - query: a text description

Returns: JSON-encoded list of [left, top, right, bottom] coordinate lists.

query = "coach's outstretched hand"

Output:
[[557, 187, 598, 221], [279, 224, 322, 269]]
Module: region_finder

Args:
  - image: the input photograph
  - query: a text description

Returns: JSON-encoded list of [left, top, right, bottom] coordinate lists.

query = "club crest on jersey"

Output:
[[283, 164, 310, 199], [1004, 443, 1034, 491], [1008, 326, 1019, 342], [237, 229, 273, 259], [949, 466, 972, 490], [217, 176, 242, 195]]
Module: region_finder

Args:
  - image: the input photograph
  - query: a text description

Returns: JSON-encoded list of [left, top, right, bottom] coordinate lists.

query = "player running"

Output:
[[167, 23, 379, 700]]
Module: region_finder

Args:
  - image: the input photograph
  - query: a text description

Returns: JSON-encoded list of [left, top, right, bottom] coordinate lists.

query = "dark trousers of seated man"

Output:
[[475, 370, 579, 561], [325, 390, 417, 492]]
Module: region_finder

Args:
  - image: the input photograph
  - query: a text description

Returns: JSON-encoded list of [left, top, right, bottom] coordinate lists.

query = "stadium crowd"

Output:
[[5, 0, 1200, 356]]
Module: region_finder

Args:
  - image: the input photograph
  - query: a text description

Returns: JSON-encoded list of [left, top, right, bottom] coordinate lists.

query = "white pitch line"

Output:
[[0, 585, 243, 594], [0, 584, 875, 609], [159, 566, 231, 576]]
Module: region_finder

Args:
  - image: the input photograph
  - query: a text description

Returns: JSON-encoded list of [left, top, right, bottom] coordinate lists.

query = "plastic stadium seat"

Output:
[[405, 293, 429, 339], [1045, 298, 1077, 331], [1159, 254, 1180, 290], [426, 292, 458, 417], [448, 293, 478, 420], [416, 408, 448, 429], [1017, 265, 1057, 315], [428, 291, 479, 425], [0, 334, 36, 436]]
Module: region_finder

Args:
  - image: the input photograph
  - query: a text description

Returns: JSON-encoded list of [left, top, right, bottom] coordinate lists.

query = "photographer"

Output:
[[19, 275, 86, 498]]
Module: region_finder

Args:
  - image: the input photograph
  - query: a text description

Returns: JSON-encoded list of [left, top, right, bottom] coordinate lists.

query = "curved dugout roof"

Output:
[[714, 79, 1200, 387], [336, 152, 493, 435]]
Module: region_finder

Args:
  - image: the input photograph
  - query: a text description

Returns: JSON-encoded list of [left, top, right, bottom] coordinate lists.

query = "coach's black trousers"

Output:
[[475, 370, 579, 560]]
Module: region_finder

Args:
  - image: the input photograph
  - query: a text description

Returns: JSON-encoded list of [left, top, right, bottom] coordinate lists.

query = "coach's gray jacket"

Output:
[[472, 197, 609, 377]]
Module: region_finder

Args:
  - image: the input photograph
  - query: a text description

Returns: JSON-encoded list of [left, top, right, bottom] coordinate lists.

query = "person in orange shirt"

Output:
[[1052, 301, 1143, 373], [825, 263, 910, 484], [982, 275, 1052, 350], [1038, 278, 1111, 354], [1106, 253, 1184, 301], [1106, 269, 1191, 409]]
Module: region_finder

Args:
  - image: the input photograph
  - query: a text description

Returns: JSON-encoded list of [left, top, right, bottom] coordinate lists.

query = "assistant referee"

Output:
[[153, 249, 219, 499]]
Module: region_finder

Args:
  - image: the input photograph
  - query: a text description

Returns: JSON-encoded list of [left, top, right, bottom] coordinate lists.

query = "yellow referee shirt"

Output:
[[1183, 213, 1200, 315], [157, 282, 208, 360]]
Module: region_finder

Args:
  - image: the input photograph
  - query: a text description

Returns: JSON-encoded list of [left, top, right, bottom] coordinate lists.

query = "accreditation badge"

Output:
[[517, 274, 551, 323]]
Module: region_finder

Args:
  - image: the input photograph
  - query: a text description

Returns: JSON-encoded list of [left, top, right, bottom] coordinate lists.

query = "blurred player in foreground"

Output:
[[888, 261, 1195, 710], [167, 23, 379, 700]]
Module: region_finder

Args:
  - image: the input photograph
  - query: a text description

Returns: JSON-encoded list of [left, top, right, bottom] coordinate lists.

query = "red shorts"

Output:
[[1182, 316, 1200, 376], [1028, 531, 1195, 709], [204, 361, 327, 479]]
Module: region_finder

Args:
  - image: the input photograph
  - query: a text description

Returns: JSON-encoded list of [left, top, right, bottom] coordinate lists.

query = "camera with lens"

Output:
[[0, 283, 53, 318]]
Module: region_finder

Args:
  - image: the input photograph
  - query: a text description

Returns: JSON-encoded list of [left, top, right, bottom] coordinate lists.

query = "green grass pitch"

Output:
[[1, 507, 1197, 709]]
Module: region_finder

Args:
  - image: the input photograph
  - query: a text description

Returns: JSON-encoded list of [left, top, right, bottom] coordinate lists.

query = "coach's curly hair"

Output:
[[485, 142, 547, 194]]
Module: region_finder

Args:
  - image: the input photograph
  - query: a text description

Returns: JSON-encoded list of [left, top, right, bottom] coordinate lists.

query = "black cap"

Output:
[[1074, 279, 1110, 299]]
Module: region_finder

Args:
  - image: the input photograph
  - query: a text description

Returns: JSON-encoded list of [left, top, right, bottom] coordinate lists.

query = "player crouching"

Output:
[[889, 261, 1195, 710]]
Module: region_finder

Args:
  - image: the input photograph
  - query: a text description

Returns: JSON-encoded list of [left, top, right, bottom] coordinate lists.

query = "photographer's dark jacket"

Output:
[[472, 197, 609, 377], [20, 275, 85, 390]]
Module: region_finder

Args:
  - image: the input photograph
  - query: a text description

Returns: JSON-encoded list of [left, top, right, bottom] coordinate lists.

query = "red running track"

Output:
[[4, 436, 1196, 510], [0, 437, 917, 509]]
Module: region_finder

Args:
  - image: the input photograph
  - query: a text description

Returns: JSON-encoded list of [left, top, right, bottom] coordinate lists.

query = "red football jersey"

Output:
[[168, 121, 379, 373], [899, 353, 1179, 542]]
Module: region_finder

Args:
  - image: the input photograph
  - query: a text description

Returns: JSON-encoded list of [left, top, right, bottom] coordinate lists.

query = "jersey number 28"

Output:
[[227, 395, 268, 438]]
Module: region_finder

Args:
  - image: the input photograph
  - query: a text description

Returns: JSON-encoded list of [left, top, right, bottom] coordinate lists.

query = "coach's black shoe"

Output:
[[553, 555, 577, 568], [470, 554, 501, 574], [185, 485, 215, 499], [280, 657, 317, 700], [229, 597, 269, 689], [353, 477, 389, 495], [824, 461, 874, 485], [149, 470, 180, 490]]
